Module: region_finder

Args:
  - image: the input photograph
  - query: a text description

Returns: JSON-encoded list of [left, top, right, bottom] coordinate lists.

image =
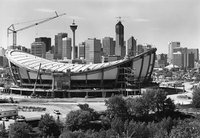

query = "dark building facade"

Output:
[[127, 36, 137, 56], [85, 38, 101, 63], [137, 44, 144, 54], [157, 53, 168, 68], [102, 37, 115, 56], [188, 52, 195, 68], [78, 42, 85, 59], [54, 33, 68, 59], [115, 21, 125, 58], [35, 37, 51, 52]]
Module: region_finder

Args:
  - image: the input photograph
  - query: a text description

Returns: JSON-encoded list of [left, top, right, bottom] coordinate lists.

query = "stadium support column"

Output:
[[51, 74, 55, 98]]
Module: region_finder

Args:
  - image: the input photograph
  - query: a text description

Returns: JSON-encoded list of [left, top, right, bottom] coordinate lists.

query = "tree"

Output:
[[65, 110, 93, 131], [124, 120, 150, 138], [142, 89, 175, 114], [77, 103, 98, 120], [9, 122, 32, 138], [38, 113, 60, 137], [126, 97, 150, 117], [164, 98, 176, 114], [192, 87, 200, 108], [105, 95, 128, 120], [110, 117, 124, 136], [0, 121, 8, 138], [77, 103, 94, 112], [169, 119, 200, 138], [59, 130, 85, 138]]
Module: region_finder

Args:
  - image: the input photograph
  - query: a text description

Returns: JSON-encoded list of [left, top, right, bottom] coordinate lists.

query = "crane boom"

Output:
[[7, 11, 66, 47]]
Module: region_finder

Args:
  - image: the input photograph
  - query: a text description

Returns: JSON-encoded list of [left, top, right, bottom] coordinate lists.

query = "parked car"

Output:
[[53, 110, 61, 115]]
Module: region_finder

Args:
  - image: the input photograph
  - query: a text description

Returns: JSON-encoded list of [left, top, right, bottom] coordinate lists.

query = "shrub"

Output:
[[105, 95, 128, 120], [65, 110, 93, 131], [9, 122, 32, 138], [192, 87, 200, 108], [38, 113, 60, 137]]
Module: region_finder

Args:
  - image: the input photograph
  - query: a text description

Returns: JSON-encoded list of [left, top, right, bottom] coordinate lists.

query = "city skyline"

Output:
[[0, 0, 200, 54]]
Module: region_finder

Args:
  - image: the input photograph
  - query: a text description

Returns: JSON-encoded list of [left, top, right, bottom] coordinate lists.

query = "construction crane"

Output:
[[7, 11, 66, 47]]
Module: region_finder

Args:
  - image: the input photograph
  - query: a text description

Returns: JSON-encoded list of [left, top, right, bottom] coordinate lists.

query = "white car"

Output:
[[53, 110, 61, 115]]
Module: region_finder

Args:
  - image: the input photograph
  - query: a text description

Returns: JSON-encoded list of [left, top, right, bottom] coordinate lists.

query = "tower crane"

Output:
[[7, 11, 66, 48]]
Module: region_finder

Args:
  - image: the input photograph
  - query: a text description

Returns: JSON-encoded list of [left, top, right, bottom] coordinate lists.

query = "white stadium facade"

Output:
[[6, 48, 157, 98]]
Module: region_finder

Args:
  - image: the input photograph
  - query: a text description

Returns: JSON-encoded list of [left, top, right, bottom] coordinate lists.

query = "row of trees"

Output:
[[0, 113, 63, 138], [1, 88, 200, 138]]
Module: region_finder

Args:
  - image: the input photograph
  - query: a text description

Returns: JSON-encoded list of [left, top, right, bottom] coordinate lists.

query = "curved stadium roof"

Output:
[[6, 50, 125, 73]]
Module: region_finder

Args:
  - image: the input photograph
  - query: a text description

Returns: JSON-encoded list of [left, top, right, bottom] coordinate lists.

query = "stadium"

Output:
[[5, 48, 157, 98]]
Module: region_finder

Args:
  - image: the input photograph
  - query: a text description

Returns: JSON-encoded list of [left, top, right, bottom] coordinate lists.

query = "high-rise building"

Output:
[[85, 38, 101, 63], [168, 42, 180, 64], [31, 42, 46, 58], [137, 44, 144, 54], [46, 51, 54, 60], [115, 21, 125, 58], [127, 36, 137, 56], [187, 52, 195, 68], [187, 49, 199, 62], [157, 53, 168, 68], [75, 46, 78, 59], [35, 37, 51, 52], [62, 37, 72, 59], [0, 47, 7, 68], [102, 37, 115, 56], [78, 42, 85, 59], [173, 51, 182, 67], [173, 47, 187, 69], [54, 33, 68, 59], [181, 47, 188, 69]]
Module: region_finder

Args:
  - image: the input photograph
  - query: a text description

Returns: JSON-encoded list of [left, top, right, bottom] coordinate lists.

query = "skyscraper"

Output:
[[54, 33, 68, 59], [78, 42, 85, 59], [157, 53, 168, 68], [85, 38, 101, 63], [137, 44, 144, 54], [115, 21, 125, 58], [168, 42, 180, 64], [188, 49, 199, 62], [173, 47, 187, 69], [127, 36, 137, 56], [62, 37, 72, 59], [187, 52, 195, 68], [31, 42, 46, 58], [35, 37, 51, 52], [173, 51, 182, 68], [102, 37, 115, 56]]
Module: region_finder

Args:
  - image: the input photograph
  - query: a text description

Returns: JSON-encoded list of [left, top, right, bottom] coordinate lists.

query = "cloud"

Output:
[[133, 18, 150, 22], [35, 8, 55, 13], [150, 27, 160, 31]]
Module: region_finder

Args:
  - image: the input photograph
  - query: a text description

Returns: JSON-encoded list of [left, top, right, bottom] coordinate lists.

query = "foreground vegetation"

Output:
[[1, 88, 200, 138]]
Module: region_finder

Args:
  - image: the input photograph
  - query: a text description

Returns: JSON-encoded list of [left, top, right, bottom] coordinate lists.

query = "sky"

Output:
[[0, 0, 200, 54]]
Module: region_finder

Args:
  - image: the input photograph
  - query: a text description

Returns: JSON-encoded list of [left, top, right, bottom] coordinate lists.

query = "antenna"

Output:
[[116, 16, 122, 22], [115, 16, 129, 22]]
